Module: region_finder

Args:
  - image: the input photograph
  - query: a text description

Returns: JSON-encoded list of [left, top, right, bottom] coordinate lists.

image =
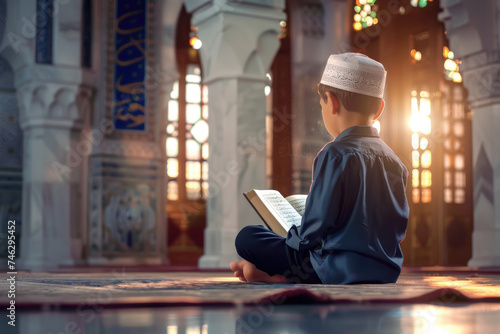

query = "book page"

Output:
[[255, 190, 302, 230], [285, 195, 308, 216]]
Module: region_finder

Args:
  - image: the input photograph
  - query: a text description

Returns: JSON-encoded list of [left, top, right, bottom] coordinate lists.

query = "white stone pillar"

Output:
[[0, 0, 94, 270], [184, 0, 285, 268], [289, 0, 349, 193], [440, 0, 500, 266], [17, 77, 93, 270]]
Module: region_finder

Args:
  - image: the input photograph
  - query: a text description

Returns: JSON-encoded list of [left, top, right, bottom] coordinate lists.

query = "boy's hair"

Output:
[[318, 83, 382, 116]]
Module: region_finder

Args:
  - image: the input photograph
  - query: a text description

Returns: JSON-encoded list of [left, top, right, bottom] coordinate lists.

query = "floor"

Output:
[[2, 268, 500, 333], [5, 303, 500, 333]]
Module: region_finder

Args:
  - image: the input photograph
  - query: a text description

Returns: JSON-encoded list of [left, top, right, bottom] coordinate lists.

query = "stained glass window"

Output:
[[443, 84, 466, 204], [166, 64, 209, 201], [409, 90, 432, 204]]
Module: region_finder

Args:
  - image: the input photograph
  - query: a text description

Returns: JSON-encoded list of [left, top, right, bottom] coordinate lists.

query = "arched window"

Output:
[[165, 6, 208, 265], [167, 65, 209, 201]]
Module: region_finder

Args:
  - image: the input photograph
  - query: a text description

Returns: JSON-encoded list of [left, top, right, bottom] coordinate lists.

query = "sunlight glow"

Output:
[[421, 170, 432, 188], [410, 90, 432, 203], [412, 151, 420, 168], [412, 133, 419, 150], [420, 137, 429, 150], [412, 169, 419, 188], [421, 150, 432, 168], [167, 159, 178, 178]]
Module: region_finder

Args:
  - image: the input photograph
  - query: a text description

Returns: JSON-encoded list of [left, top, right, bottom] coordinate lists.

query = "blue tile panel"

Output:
[[82, 0, 92, 68], [35, 0, 53, 64], [113, 0, 147, 131]]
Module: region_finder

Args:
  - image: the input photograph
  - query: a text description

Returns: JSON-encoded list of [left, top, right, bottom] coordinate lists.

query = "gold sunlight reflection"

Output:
[[401, 305, 466, 334], [423, 276, 500, 297], [206, 276, 240, 282]]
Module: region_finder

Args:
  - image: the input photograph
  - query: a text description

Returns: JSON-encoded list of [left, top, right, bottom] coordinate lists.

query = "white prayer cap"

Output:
[[320, 53, 387, 98]]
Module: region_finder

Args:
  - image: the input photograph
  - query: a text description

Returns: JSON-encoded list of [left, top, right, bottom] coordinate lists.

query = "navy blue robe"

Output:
[[286, 126, 409, 284]]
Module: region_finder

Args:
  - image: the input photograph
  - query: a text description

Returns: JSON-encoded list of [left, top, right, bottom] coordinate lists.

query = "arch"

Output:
[[161, 0, 184, 85]]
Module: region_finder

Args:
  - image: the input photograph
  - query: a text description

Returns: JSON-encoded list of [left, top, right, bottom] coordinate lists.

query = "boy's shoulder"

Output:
[[319, 136, 407, 172], [319, 135, 375, 157]]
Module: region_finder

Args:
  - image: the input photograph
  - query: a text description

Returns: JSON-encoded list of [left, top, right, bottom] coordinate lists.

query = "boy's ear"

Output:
[[326, 91, 340, 114], [373, 99, 385, 120]]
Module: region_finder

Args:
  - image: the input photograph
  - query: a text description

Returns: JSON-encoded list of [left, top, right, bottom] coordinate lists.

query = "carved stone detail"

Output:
[[462, 63, 500, 105], [188, 0, 285, 83], [16, 82, 93, 130]]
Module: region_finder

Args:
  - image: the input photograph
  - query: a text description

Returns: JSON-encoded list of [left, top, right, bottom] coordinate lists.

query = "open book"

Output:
[[243, 189, 308, 237]]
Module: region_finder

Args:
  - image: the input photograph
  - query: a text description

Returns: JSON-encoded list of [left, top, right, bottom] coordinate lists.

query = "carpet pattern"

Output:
[[3, 271, 500, 308]]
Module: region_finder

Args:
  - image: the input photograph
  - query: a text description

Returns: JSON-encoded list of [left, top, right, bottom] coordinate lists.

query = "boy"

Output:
[[230, 53, 409, 284]]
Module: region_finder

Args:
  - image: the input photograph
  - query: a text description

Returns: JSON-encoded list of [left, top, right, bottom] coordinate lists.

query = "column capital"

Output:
[[185, 0, 285, 15], [14, 66, 95, 131], [439, 0, 500, 107], [439, 0, 499, 58], [17, 81, 94, 131], [187, 0, 286, 83]]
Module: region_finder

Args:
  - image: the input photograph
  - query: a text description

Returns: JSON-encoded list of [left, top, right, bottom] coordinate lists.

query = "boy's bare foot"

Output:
[[230, 261, 246, 281], [230, 260, 286, 283]]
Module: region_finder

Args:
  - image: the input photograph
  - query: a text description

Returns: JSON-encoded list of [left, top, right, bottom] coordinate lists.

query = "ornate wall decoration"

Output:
[[101, 181, 157, 254], [88, 159, 160, 258], [106, 0, 156, 139]]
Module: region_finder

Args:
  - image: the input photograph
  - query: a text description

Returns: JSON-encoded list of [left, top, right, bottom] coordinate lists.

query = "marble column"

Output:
[[0, 0, 95, 270], [289, 0, 349, 193], [184, 0, 286, 268], [17, 78, 93, 270], [440, 0, 500, 266]]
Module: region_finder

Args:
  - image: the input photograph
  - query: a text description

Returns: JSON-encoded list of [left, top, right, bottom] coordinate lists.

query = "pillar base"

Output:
[[468, 257, 500, 267], [198, 254, 239, 269], [198, 227, 239, 268], [468, 230, 500, 267]]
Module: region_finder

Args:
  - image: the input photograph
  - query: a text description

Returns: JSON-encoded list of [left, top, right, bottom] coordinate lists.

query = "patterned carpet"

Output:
[[3, 270, 500, 309]]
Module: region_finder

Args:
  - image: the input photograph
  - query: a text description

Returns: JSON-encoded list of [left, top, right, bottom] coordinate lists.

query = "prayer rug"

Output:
[[3, 269, 500, 309]]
